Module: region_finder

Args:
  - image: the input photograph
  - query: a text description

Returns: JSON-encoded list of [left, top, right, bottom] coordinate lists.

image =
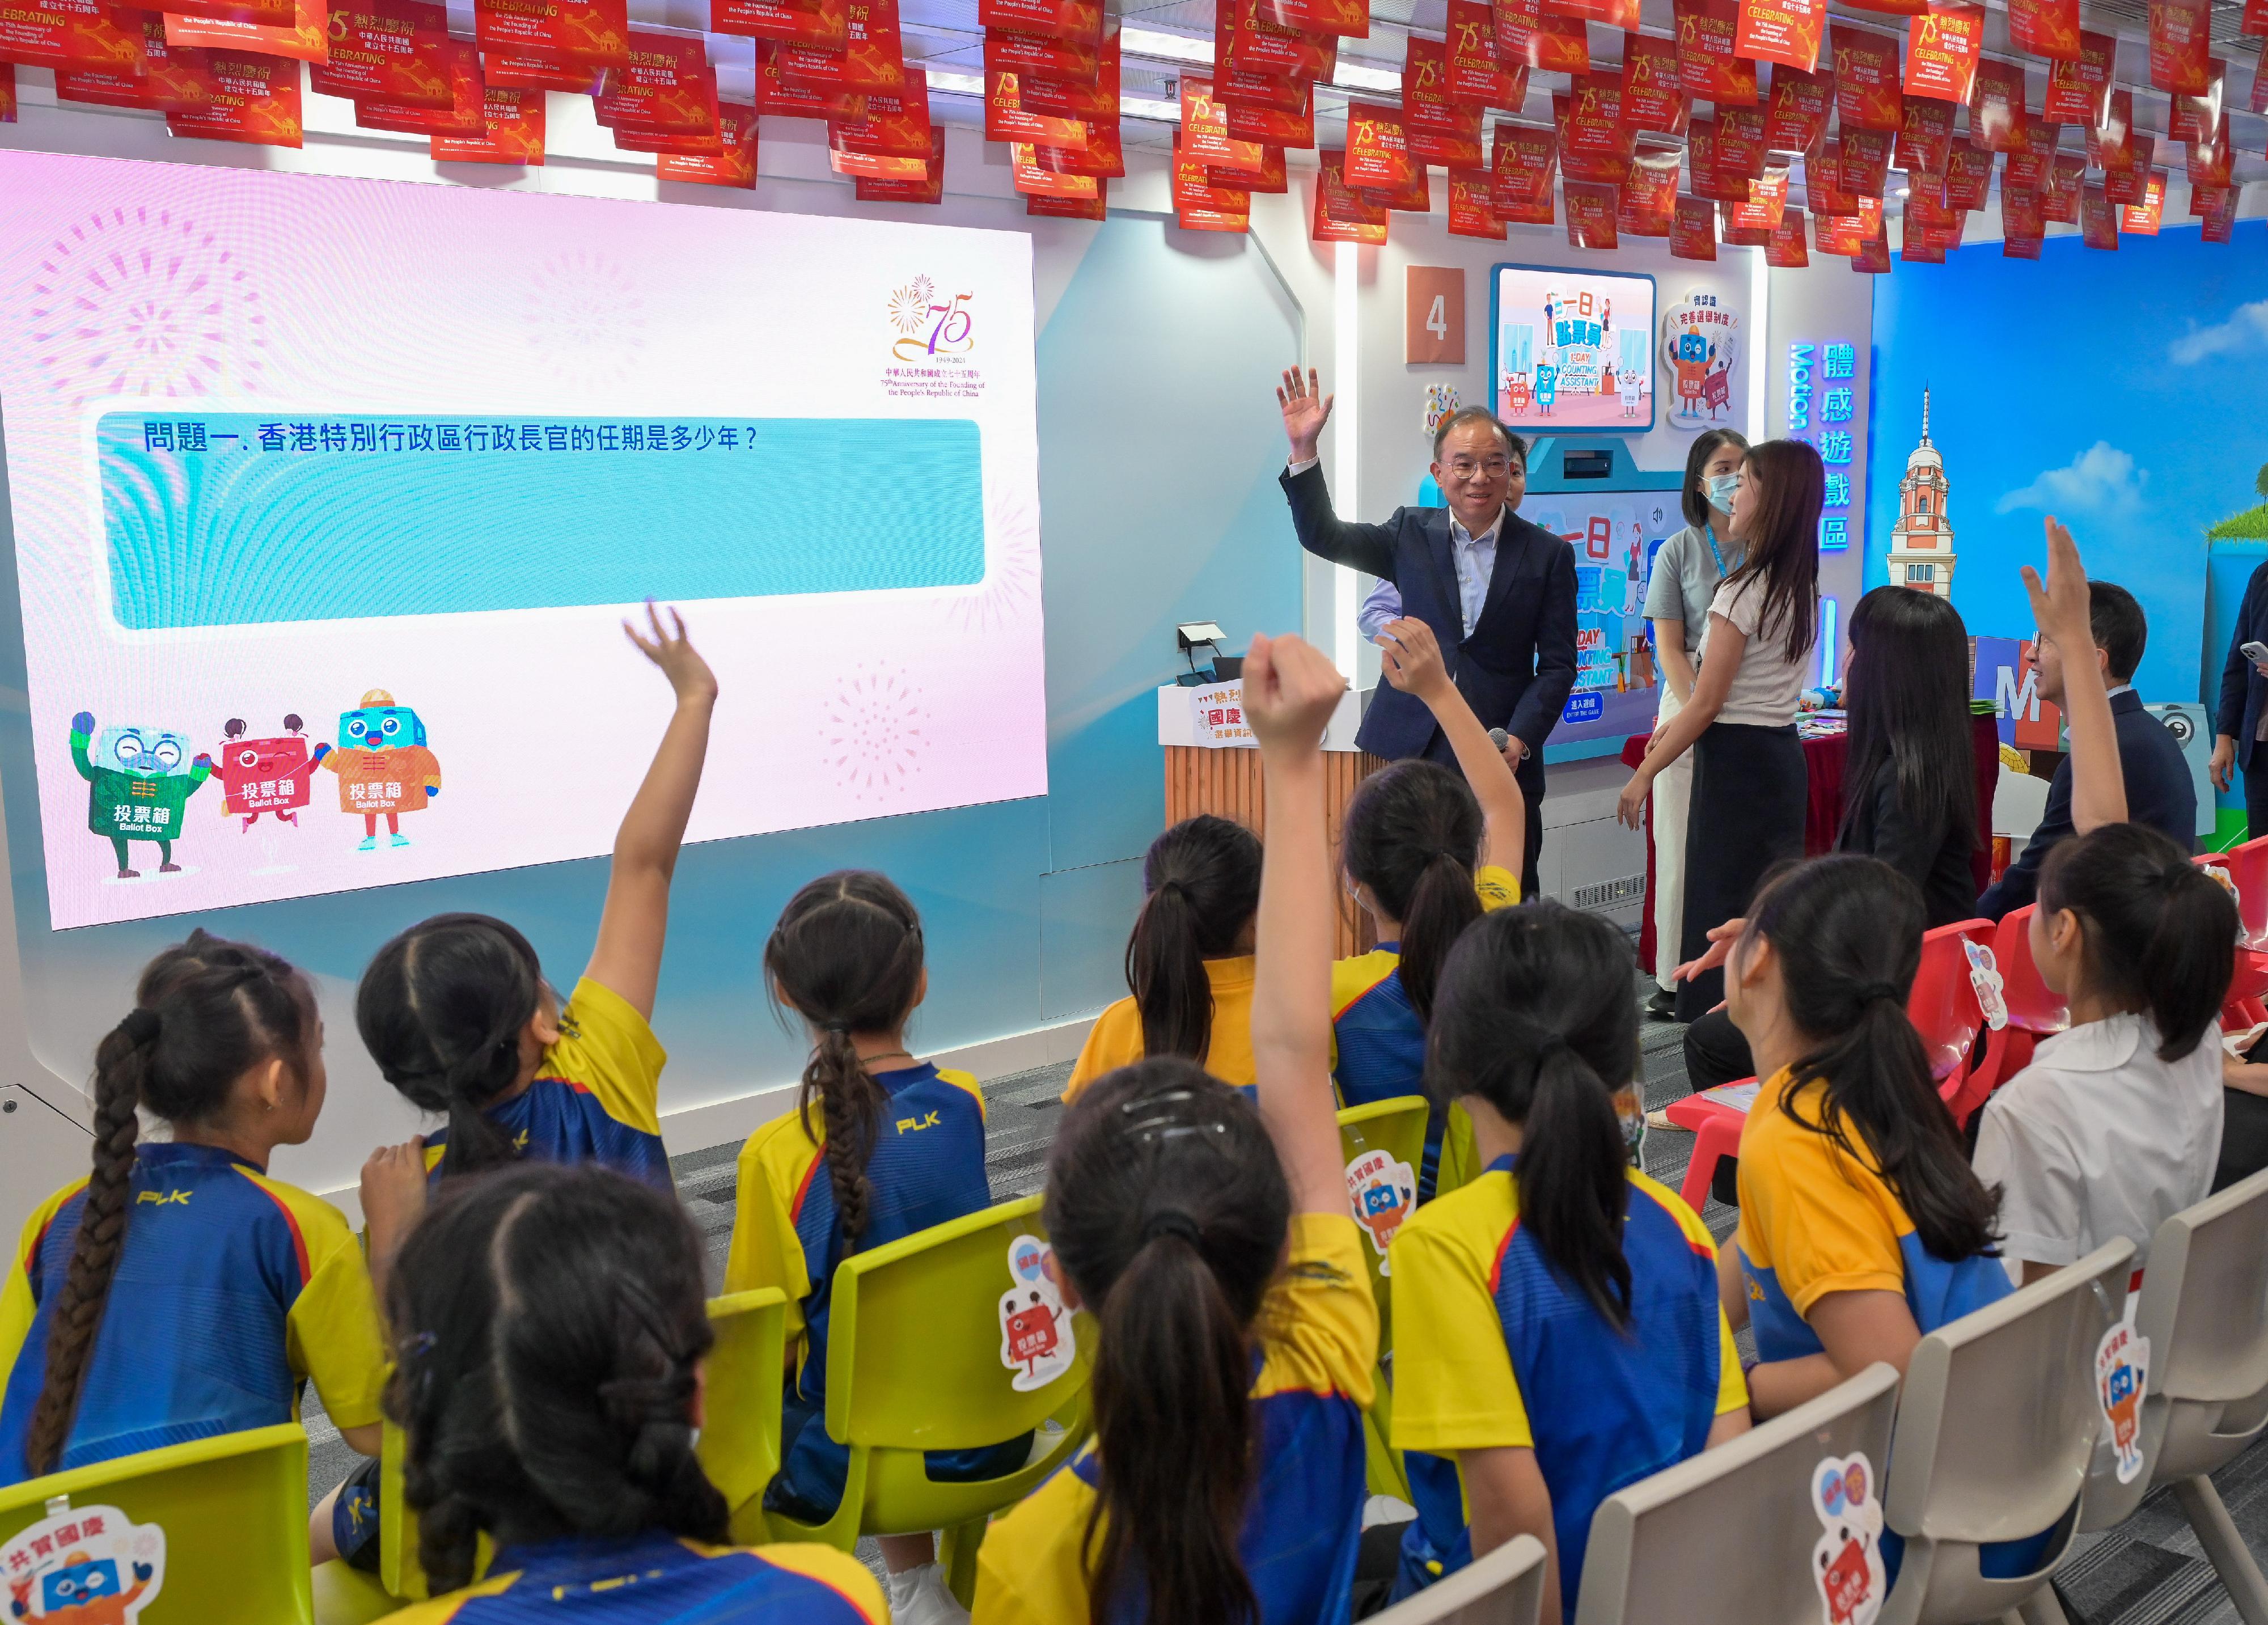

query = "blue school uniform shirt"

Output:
[[1331, 866, 1520, 1200], [725, 1061, 1005, 1518], [377, 1531, 886, 1623], [421, 977, 670, 1190], [1388, 1158, 1746, 1618], [0, 1142, 387, 1485], [973, 1214, 1380, 1625]]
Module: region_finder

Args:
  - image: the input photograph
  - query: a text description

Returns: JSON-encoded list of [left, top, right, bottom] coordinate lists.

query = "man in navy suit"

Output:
[[2210, 558, 2268, 838], [1981, 580, 2197, 920], [1274, 367, 1577, 897]]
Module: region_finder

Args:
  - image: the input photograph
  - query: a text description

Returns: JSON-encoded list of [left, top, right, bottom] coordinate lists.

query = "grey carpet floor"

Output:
[[304, 972, 2268, 1623]]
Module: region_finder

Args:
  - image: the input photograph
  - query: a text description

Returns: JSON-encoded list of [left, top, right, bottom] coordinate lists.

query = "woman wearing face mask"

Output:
[[1619, 441, 1821, 1026], [1639, 430, 1750, 1021]]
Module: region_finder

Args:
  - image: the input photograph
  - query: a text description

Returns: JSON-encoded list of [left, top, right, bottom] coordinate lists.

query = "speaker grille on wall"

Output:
[[1569, 873, 1648, 911]]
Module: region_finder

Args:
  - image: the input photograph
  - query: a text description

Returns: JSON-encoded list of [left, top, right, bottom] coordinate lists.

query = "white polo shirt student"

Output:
[[1973, 1012, 2222, 1283]]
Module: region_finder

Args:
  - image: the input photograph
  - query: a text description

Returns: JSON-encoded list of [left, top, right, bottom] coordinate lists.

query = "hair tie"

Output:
[[823, 1021, 852, 1036], [119, 1008, 161, 1046], [1427, 848, 1466, 865], [1140, 1209, 1204, 1249], [1856, 981, 1902, 1006]]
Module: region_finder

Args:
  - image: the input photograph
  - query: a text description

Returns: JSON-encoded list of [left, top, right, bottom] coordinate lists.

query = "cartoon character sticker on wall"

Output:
[[1660, 292, 1743, 430], [1345, 1148, 1416, 1269], [1808, 1452, 1886, 1625], [318, 690, 442, 850], [215, 716, 324, 831], [0, 1503, 164, 1623], [2096, 1321, 2151, 1484], [997, 1233, 1076, 1391], [67, 714, 212, 882]]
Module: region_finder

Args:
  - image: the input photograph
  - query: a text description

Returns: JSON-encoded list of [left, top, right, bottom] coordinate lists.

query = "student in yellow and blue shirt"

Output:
[[320, 604, 717, 1569], [1334, 616, 1524, 1200], [1716, 854, 2051, 1581], [1064, 815, 1262, 1103], [0, 932, 387, 1488], [977, 632, 1378, 1625], [1389, 903, 1747, 1622], [374, 1161, 888, 1625], [726, 869, 1025, 1625]]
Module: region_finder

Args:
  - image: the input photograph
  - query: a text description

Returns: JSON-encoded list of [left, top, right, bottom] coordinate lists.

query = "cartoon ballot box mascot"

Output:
[[10, 1552, 154, 1625], [215, 716, 324, 831], [0, 1506, 165, 1625], [319, 689, 442, 850], [67, 714, 211, 880], [1674, 332, 1715, 413], [1534, 362, 1558, 416]]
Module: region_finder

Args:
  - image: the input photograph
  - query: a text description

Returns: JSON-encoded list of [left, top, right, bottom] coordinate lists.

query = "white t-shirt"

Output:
[[1973, 1012, 2225, 1278], [1698, 572, 1812, 729]]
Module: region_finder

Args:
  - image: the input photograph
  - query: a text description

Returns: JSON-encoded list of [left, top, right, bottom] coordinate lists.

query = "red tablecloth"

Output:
[[1624, 717, 2000, 974]]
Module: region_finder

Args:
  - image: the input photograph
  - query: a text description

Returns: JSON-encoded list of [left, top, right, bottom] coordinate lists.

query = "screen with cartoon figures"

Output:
[[1490, 266, 1657, 433], [0, 151, 1044, 930], [1522, 488, 1682, 754]]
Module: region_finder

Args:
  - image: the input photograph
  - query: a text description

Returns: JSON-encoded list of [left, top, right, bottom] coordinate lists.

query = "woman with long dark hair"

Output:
[[1618, 439, 1822, 1022], [1641, 428, 1750, 1017]]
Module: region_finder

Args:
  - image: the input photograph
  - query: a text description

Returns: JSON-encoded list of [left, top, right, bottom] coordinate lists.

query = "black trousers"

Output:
[[2245, 751, 2268, 843], [1674, 722, 1806, 1023], [1420, 729, 1545, 900], [1683, 1009, 1754, 1093]]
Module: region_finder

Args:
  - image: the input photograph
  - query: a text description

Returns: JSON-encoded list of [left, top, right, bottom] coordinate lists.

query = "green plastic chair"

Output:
[[1338, 1098, 1425, 1507], [762, 1192, 1093, 1606], [696, 1287, 792, 1546], [0, 1422, 313, 1624]]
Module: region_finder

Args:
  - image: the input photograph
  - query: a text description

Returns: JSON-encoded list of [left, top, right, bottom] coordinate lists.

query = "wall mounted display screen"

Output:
[[1488, 264, 1657, 433]]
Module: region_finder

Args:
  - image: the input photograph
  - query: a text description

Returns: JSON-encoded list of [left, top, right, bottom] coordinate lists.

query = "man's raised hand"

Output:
[[1276, 366, 1335, 463]]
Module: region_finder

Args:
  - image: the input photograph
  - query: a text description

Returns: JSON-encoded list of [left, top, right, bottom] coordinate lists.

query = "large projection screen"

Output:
[[0, 151, 1045, 930]]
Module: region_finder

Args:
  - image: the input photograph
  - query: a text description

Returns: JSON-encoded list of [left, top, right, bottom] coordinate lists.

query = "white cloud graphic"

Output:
[[1994, 443, 2149, 517], [2169, 299, 2268, 365]]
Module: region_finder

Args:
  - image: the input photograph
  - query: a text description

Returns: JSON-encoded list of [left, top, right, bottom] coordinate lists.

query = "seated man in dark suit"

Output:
[[1981, 580, 2197, 920], [1273, 367, 1577, 896]]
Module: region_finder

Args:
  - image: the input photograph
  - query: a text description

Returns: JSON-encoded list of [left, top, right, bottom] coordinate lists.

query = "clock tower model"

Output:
[[1888, 387, 1955, 598]]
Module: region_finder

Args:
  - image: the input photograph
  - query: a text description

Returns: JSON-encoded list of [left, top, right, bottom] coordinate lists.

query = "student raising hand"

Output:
[[1242, 633, 1351, 1217], [1380, 617, 1526, 880], [2022, 518, 2127, 833]]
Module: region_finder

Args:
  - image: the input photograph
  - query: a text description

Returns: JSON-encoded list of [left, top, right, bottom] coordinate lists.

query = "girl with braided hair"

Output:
[[725, 869, 1023, 1625], [374, 1161, 885, 1624], [0, 930, 386, 1487], [1385, 902, 1748, 1622], [317, 602, 714, 1571]]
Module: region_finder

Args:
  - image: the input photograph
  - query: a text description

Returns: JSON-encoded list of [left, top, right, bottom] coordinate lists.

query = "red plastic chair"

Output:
[[1962, 906, 2071, 1112], [2198, 842, 2268, 1029], [1664, 920, 1994, 1215]]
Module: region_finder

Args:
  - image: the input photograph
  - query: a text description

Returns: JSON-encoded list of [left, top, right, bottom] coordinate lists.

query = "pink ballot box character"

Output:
[[215, 714, 319, 829]]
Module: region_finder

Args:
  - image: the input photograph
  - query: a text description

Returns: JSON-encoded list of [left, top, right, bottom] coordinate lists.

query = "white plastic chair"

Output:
[[2077, 1166, 2268, 1624], [1878, 1238, 2134, 1625], [1575, 1362, 1901, 1625], [1369, 1533, 1548, 1625]]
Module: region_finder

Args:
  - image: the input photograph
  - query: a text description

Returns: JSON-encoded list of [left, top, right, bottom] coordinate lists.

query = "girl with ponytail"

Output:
[[1386, 903, 1749, 1622], [1974, 821, 2235, 1282], [380, 1162, 886, 1624], [352, 603, 715, 1196], [1334, 615, 1525, 1200], [978, 633, 1377, 1625], [1064, 814, 1263, 1102], [0, 931, 386, 1488], [728, 870, 1023, 1625]]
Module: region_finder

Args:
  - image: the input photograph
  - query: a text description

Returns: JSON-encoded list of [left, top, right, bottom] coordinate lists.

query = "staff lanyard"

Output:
[[1703, 522, 1727, 579]]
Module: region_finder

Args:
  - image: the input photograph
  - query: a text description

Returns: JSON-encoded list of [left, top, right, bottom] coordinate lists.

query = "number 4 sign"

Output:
[[1405, 265, 1465, 365]]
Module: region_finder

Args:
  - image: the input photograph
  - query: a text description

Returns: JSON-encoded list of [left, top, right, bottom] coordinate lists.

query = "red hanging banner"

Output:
[[2199, 180, 2238, 240], [2146, 0, 2210, 93], [1766, 205, 1809, 264], [1448, 0, 1521, 105], [2188, 113, 2233, 187], [1806, 139, 1856, 212], [431, 83, 547, 160], [1227, 95, 1314, 145], [1449, 167, 1508, 236], [56, 15, 209, 106], [1312, 148, 1389, 240], [1034, 119, 1124, 176], [829, 65, 928, 154], [1815, 209, 1865, 255], [1619, 143, 1679, 233], [1853, 233, 1891, 272], [1838, 125, 1893, 193], [2003, 115, 2059, 187], [1966, 56, 2023, 151], [781, 0, 904, 90], [1671, 192, 1717, 258], [1562, 67, 1624, 154], [0, 62, 13, 120], [2103, 132, 2152, 201], [2042, 153, 2083, 220], [984, 65, 1082, 145], [1717, 103, 1767, 175], [2001, 181, 2043, 239], [1736, 0, 1823, 73], [1183, 75, 1265, 168], [594, 32, 712, 131], [985, 28, 1097, 82], [1895, 92, 1952, 176], [2165, 55, 2222, 141], [1763, 62, 1831, 151], [1902, 2, 1981, 103], [1542, 0, 1637, 25], [1344, 98, 1416, 188], [978, 0, 1101, 45], [1830, 21, 1901, 130], [164, 49, 304, 142], [1212, 141, 1283, 189], [164, 0, 327, 64], [652, 98, 756, 180], [853, 125, 944, 200], [2007, 0, 2077, 60], [1727, 159, 1789, 230], [1564, 179, 1620, 247], [1174, 137, 1251, 232], [1360, 166, 1432, 211], [1494, 0, 1588, 71], [1941, 142, 1992, 208], [1403, 33, 1481, 138], [712, 0, 844, 46], [1258, 0, 1366, 41], [358, 34, 485, 130], [1674, 0, 1755, 103], [1019, 31, 1116, 114], [1490, 120, 1556, 206], [1027, 181, 1107, 219], [310, 0, 452, 105], [2040, 28, 2111, 124], [1620, 31, 1686, 133], [1226, 0, 1334, 78], [471, 0, 625, 65], [2118, 167, 2165, 232]]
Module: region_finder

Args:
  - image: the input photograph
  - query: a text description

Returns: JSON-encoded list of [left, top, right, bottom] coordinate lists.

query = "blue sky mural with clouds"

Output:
[[1869, 218, 2268, 705]]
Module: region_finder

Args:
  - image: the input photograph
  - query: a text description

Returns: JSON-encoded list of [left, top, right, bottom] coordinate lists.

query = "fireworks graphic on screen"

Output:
[[949, 488, 1039, 636], [888, 276, 936, 336], [24, 207, 266, 407], [524, 251, 646, 388], [821, 663, 930, 802]]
